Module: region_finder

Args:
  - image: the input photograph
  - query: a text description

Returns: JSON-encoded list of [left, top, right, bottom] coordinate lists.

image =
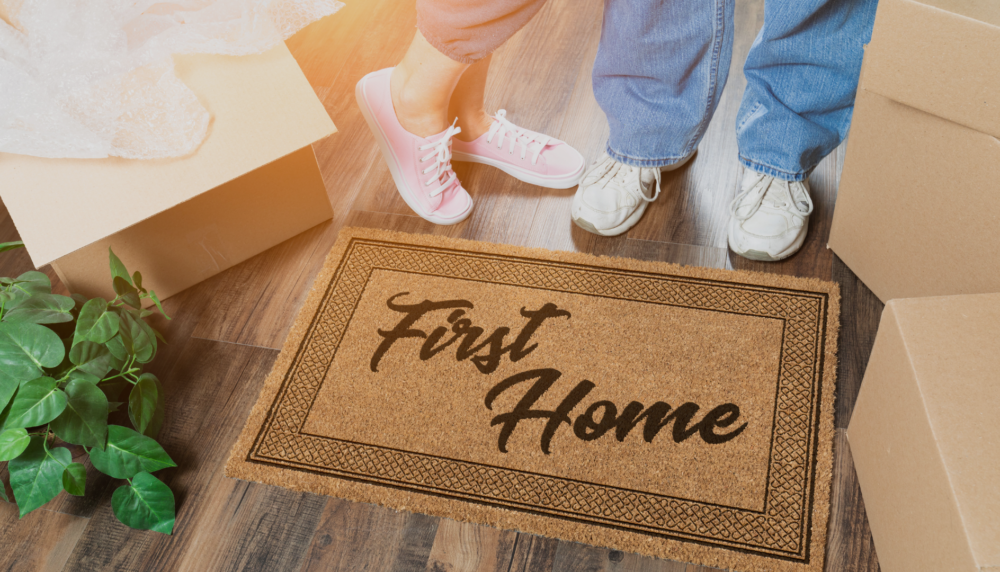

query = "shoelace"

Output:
[[485, 110, 552, 165], [418, 119, 461, 198], [597, 158, 662, 204], [729, 171, 814, 221]]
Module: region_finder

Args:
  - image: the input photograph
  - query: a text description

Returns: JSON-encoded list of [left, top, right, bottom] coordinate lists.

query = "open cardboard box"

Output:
[[847, 293, 1000, 572], [828, 0, 1000, 302], [0, 43, 335, 302]]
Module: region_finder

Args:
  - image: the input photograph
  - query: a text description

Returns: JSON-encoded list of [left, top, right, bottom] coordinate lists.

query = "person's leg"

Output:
[[736, 0, 879, 180], [358, 0, 586, 226], [727, 0, 877, 262], [390, 30, 470, 138], [420, 1, 586, 189], [593, 0, 735, 168], [391, 0, 548, 139], [448, 54, 495, 142], [573, 0, 735, 237]]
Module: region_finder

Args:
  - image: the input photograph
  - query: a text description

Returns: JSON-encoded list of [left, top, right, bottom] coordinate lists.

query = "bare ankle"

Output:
[[390, 67, 449, 138], [454, 110, 494, 142]]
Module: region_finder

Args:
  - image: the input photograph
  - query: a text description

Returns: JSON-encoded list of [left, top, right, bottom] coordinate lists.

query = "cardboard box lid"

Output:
[[0, 43, 335, 268], [862, 0, 1000, 140], [885, 293, 1000, 567], [828, 87, 1000, 302]]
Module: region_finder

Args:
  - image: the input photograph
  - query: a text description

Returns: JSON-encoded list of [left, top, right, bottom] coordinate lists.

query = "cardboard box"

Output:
[[828, 0, 1000, 302], [0, 44, 336, 302], [847, 293, 1000, 572]]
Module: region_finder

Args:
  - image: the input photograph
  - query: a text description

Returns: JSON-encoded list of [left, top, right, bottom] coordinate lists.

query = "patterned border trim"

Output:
[[247, 238, 829, 562]]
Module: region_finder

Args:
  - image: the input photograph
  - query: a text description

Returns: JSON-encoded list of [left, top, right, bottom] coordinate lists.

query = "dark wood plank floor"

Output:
[[0, 0, 884, 570]]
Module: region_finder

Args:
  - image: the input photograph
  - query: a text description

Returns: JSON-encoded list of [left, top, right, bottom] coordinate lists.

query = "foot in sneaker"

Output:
[[355, 68, 473, 225], [452, 110, 585, 189], [728, 169, 813, 261], [571, 152, 693, 236]]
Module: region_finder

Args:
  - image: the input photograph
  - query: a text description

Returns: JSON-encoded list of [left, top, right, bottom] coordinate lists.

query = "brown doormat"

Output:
[[226, 228, 839, 572]]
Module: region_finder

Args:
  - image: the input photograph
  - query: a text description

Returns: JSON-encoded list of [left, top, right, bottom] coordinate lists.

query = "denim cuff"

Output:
[[606, 145, 693, 169], [738, 156, 810, 182]]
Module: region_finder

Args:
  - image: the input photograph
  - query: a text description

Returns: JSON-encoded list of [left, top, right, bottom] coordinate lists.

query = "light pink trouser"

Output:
[[416, 0, 549, 63]]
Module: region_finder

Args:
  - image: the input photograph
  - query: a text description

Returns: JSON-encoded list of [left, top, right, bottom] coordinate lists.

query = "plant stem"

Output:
[[101, 356, 138, 383], [57, 365, 80, 383]]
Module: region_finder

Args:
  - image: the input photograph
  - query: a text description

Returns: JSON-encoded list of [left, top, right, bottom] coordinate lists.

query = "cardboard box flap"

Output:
[[919, 0, 1000, 27], [829, 88, 1000, 302], [0, 43, 336, 267], [891, 294, 1000, 568], [862, 0, 1000, 140]]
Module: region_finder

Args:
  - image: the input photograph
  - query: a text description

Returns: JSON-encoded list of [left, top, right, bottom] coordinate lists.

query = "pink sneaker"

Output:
[[451, 110, 585, 189], [355, 68, 473, 225]]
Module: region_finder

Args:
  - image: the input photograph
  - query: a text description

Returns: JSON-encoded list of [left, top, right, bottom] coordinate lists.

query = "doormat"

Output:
[[226, 228, 839, 572]]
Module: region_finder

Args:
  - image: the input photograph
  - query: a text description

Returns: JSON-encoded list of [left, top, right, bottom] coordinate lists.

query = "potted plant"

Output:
[[0, 241, 176, 534]]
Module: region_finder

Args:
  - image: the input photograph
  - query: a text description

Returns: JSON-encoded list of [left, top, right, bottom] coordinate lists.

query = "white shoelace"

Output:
[[485, 110, 552, 164], [730, 171, 814, 221], [593, 157, 662, 204], [418, 120, 461, 198]]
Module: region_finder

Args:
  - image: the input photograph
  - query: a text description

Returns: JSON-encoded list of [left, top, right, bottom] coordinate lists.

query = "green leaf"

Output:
[[66, 371, 101, 385], [50, 380, 108, 449], [9, 437, 70, 517], [0, 240, 24, 253], [9, 272, 51, 305], [89, 425, 176, 479], [3, 294, 75, 325], [136, 324, 156, 363], [132, 271, 145, 293], [73, 299, 118, 346], [0, 393, 13, 433], [62, 463, 87, 496], [0, 369, 19, 413], [6, 377, 67, 429], [0, 321, 65, 381], [147, 290, 171, 320], [0, 481, 7, 502], [108, 401, 124, 413], [128, 374, 159, 436], [144, 375, 165, 439], [111, 472, 174, 534], [113, 277, 140, 309], [99, 380, 129, 404], [121, 311, 155, 363], [0, 427, 30, 461], [108, 352, 127, 372], [70, 293, 89, 313], [106, 334, 128, 361], [115, 314, 134, 356], [68, 341, 112, 378], [112, 276, 132, 296], [109, 249, 132, 286]]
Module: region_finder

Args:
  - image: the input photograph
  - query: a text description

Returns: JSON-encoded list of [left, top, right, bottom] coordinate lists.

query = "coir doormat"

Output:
[[227, 228, 839, 572]]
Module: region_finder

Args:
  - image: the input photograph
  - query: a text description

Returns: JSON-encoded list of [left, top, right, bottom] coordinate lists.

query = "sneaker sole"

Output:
[[572, 201, 649, 237], [355, 74, 473, 226], [452, 151, 585, 189], [727, 221, 809, 262]]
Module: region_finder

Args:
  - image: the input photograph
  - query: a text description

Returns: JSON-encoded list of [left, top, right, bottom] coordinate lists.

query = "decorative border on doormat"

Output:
[[227, 227, 840, 572]]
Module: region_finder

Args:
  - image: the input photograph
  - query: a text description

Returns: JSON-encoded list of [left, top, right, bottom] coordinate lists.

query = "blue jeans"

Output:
[[593, 0, 878, 181]]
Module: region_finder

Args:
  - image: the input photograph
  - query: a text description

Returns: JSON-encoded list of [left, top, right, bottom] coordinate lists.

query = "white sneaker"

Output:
[[728, 169, 813, 261], [571, 153, 692, 236]]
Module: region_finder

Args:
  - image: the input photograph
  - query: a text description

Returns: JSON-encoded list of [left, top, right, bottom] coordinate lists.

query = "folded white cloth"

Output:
[[0, 0, 343, 160]]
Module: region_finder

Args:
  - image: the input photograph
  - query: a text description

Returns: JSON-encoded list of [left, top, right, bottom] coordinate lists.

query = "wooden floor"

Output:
[[0, 0, 884, 570]]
